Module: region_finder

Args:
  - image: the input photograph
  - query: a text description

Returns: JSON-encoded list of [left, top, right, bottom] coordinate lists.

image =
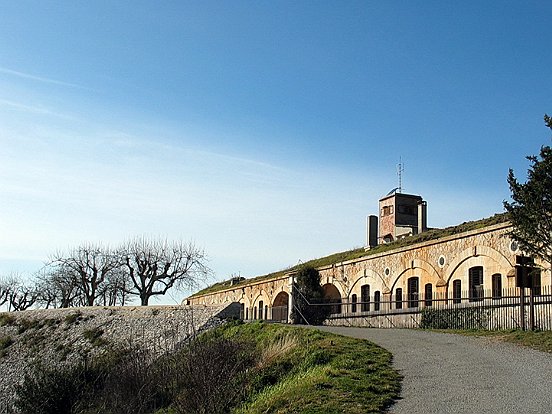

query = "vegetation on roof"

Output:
[[190, 212, 509, 298]]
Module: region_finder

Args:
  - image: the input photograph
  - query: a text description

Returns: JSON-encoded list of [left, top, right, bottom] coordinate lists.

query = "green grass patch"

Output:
[[0, 313, 16, 327], [429, 329, 552, 354], [82, 327, 107, 347], [65, 311, 83, 325], [220, 322, 401, 414]]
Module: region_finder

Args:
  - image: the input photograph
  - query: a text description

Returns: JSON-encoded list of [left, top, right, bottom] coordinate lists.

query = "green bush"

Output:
[[420, 307, 490, 329]]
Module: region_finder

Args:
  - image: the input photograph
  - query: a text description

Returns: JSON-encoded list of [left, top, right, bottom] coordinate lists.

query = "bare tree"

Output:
[[0, 277, 12, 307], [35, 267, 81, 309], [98, 269, 132, 306], [50, 244, 122, 306], [121, 238, 210, 306], [7, 276, 39, 311]]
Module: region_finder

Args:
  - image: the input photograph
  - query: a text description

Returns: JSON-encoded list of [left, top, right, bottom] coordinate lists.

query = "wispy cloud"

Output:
[[0, 98, 78, 120], [0, 66, 86, 89]]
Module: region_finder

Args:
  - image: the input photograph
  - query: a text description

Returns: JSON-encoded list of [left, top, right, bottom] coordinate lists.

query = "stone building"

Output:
[[186, 192, 550, 325]]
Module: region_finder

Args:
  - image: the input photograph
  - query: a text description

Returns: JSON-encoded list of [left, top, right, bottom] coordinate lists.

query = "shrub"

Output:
[[171, 334, 256, 414], [420, 307, 490, 329], [15, 363, 90, 414], [14, 350, 125, 414], [96, 347, 163, 414]]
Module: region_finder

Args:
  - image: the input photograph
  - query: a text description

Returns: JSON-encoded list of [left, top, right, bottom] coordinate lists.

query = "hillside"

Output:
[[0, 308, 400, 414], [0, 304, 235, 411]]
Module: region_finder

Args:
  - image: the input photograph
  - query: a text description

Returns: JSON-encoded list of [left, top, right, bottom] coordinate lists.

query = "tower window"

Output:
[[381, 205, 394, 216]]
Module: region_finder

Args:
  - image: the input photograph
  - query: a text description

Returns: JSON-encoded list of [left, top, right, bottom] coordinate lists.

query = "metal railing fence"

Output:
[[322, 285, 552, 330]]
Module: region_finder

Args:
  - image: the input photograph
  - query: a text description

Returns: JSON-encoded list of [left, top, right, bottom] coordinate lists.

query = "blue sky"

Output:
[[1, 1, 551, 302]]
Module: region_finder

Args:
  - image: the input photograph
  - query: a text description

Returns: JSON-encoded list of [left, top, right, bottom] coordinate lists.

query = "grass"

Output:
[[431, 329, 552, 354], [219, 322, 401, 414], [65, 311, 83, 325], [83, 327, 108, 347], [0, 313, 16, 327], [192, 213, 509, 297]]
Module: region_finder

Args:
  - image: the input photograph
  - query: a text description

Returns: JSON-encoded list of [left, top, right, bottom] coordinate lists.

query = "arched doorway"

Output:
[[322, 283, 342, 314], [272, 291, 289, 322]]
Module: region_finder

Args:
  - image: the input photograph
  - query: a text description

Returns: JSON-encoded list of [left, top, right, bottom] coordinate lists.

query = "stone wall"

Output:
[[0, 304, 237, 411], [187, 222, 551, 323]]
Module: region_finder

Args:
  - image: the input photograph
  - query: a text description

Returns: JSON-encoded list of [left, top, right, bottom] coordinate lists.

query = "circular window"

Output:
[[438, 255, 446, 268], [384, 267, 391, 276], [510, 241, 519, 252]]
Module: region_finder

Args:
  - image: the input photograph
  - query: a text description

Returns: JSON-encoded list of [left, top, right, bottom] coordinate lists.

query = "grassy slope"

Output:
[[193, 213, 509, 297], [219, 322, 401, 414]]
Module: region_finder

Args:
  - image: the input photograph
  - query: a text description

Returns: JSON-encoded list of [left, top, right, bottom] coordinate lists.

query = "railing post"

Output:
[[529, 287, 535, 331], [519, 286, 526, 331]]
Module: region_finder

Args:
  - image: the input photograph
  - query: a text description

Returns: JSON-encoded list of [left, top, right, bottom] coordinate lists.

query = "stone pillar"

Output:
[[287, 275, 294, 323]]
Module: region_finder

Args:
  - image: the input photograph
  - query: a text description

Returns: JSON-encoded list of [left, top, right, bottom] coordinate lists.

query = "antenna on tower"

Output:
[[397, 157, 404, 193]]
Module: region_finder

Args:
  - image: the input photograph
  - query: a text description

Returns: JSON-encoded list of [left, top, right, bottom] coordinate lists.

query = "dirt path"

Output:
[[316, 327, 552, 414]]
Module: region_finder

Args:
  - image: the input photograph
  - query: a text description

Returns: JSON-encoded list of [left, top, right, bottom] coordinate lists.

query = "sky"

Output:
[[1, 1, 551, 304]]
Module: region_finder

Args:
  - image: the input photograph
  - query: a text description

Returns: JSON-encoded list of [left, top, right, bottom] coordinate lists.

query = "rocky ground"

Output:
[[0, 303, 238, 412]]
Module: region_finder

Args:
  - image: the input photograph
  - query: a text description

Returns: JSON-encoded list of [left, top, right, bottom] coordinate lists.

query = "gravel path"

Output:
[[316, 327, 552, 414]]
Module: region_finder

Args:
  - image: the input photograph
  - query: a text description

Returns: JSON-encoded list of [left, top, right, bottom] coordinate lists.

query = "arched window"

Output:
[[351, 294, 357, 313], [240, 303, 245, 319], [374, 291, 381, 311], [361, 284, 370, 311], [245, 307, 249, 320], [469, 266, 484, 302], [424, 283, 433, 307], [407, 277, 419, 308], [395, 288, 403, 309], [492, 274, 502, 299], [453, 280, 462, 304], [258, 300, 264, 319], [254, 306, 257, 320], [264, 305, 268, 319]]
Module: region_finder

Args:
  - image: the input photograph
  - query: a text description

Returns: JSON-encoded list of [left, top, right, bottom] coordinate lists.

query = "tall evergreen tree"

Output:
[[504, 114, 552, 270], [290, 265, 330, 325]]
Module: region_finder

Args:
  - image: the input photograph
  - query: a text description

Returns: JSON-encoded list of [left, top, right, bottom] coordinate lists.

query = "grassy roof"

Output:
[[190, 212, 509, 298]]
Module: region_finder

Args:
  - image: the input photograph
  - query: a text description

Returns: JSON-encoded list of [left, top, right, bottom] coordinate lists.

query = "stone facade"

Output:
[[187, 222, 551, 323]]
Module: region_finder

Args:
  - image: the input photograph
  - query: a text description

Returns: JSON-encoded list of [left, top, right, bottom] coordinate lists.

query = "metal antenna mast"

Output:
[[397, 157, 404, 193]]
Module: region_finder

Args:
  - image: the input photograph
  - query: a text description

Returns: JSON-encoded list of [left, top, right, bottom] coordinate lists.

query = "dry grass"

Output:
[[257, 332, 298, 369]]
